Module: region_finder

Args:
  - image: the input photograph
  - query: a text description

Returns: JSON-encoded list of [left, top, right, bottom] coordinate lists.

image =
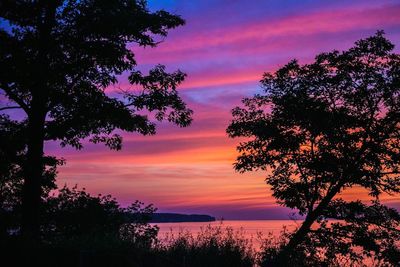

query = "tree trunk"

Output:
[[21, 2, 55, 242], [21, 106, 46, 242], [272, 185, 341, 266]]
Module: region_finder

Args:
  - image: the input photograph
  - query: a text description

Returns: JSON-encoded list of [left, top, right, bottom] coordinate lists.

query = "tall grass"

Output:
[[154, 223, 256, 267]]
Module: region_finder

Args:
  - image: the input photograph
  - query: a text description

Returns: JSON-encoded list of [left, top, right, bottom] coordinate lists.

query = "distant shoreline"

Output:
[[149, 213, 216, 223], [152, 218, 304, 223]]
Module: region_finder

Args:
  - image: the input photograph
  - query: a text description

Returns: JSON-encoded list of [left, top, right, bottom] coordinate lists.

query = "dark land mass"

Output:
[[149, 213, 216, 223]]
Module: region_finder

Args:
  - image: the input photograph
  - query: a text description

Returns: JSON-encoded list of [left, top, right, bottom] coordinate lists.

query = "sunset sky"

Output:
[[47, 0, 400, 219]]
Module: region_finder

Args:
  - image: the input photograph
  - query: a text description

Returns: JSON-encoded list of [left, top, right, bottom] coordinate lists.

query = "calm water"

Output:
[[153, 220, 300, 250]]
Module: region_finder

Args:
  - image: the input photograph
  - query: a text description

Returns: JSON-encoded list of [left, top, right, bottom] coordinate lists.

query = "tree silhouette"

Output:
[[227, 32, 400, 265], [0, 0, 192, 240]]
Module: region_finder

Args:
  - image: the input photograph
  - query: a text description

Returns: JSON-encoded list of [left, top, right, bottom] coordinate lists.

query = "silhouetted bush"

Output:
[[41, 185, 158, 247], [0, 185, 160, 267], [1, 187, 258, 267]]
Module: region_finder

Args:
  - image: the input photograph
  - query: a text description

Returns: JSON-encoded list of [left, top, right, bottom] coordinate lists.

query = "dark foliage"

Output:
[[1, 185, 255, 267], [1, 185, 160, 267], [227, 31, 400, 266], [0, 0, 192, 239], [259, 202, 400, 266], [0, 115, 61, 238], [41, 186, 158, 245]]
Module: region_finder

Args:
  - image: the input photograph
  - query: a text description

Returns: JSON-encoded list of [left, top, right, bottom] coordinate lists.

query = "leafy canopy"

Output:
[[227, 32, 400, 264], [227, 31, 400, 214], [0, 0, 192, 150]]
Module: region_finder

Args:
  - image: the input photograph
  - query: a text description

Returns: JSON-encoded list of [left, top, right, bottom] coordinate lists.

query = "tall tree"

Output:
[[227, 32, 400, 265], [0, 0, 192, 240]]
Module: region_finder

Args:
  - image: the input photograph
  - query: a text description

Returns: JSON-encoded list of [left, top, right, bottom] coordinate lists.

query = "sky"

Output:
[[48, 0, 400, 220]]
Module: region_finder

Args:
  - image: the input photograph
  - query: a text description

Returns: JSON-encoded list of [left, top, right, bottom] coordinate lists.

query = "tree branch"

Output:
[[0, 84, 30, 113], [0, 105, 22, 111]]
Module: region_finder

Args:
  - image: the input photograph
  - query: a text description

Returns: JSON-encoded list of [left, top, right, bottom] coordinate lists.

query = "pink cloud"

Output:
[[135, 4, 400, 64]]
